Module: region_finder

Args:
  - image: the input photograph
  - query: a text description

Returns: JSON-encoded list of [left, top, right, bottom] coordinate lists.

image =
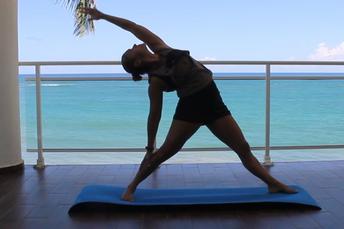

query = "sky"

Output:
[[18, 0, 344, 73]]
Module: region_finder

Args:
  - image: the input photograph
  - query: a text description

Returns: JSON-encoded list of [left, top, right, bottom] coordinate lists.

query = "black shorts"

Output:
[[173, 81, 231, 125]]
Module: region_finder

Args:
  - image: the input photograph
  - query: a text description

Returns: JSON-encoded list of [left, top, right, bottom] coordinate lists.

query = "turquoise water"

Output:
[[19, 73, 344, 150]]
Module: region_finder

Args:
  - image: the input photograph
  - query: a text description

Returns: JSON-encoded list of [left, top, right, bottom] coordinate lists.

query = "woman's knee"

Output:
[[233, 141, 251, 156], [160, 141, 182, 156], [151, 142, 182, 164]]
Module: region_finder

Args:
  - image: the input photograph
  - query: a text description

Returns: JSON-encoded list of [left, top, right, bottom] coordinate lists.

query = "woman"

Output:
[[82, 7, 297, 201]]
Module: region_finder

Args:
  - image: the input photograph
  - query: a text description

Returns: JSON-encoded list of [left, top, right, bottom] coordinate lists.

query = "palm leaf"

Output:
[[57, 0, 96, 37]]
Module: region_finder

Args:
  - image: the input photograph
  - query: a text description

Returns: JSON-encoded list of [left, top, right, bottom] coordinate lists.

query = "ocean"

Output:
[[19, 73, 344, 151]]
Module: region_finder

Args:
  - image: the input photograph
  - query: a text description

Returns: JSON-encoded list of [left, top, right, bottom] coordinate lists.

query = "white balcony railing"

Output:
[[19, 60, 344, 168]]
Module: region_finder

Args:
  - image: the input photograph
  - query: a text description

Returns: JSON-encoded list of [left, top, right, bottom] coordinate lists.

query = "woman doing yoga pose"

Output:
[[81, 7, 297, 201]]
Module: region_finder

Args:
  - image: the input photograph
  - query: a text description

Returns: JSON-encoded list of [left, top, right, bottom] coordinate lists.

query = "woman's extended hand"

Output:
[[79, 7, 104, 20]]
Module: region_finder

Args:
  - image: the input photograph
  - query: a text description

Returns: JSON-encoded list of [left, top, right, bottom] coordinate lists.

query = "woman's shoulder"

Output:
[[155, 46, 173, 55]]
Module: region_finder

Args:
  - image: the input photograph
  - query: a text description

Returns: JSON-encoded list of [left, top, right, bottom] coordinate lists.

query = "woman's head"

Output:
[[121, 44, 151, 81]]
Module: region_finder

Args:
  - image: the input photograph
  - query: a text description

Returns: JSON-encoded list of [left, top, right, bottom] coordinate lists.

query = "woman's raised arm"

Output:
[[81, 7, 169, 52]]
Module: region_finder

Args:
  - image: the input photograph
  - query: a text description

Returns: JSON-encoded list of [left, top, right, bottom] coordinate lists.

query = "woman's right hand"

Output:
[[79, 7, 104, 20]]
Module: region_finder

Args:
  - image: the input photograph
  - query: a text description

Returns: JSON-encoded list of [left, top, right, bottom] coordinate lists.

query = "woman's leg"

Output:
[[122, 120, 201, 201], [206, 115, 296, 193]]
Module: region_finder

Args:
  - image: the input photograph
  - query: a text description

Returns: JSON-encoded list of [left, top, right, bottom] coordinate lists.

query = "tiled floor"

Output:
[[1, 161, 344, 228]]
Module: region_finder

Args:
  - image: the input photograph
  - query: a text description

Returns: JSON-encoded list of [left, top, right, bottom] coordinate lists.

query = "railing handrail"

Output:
[[26, 144, 344, 153], [18, 60, 344, 167], [19, 60, 344, 66], [22, 76, 344, 81]]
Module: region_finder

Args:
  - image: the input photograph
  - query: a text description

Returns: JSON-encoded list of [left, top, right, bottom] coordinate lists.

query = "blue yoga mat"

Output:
[[69, 185, 320, 212]]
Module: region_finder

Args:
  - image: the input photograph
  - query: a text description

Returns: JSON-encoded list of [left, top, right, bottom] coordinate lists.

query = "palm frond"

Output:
[[57, 0, 96, 37]]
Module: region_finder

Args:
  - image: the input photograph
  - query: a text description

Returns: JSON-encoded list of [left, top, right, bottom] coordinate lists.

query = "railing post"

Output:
[[264, 64, 273, 166], [34, 64, 45, 169]]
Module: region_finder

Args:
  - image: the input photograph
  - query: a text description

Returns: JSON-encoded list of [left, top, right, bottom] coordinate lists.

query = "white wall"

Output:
[[0, 0, 23, 168]]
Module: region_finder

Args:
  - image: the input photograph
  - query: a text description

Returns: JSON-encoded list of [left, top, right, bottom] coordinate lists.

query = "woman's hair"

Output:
[[121, 50, 145, 81]]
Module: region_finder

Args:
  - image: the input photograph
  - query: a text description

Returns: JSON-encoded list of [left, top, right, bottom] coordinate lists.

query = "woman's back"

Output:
[[149, 48, 213, 97]]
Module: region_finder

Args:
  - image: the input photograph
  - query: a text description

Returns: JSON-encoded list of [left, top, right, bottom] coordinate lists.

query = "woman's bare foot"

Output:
[[121, 185, 136, 202], [268, 183, 298, 194], [121, 189, 135, 202]]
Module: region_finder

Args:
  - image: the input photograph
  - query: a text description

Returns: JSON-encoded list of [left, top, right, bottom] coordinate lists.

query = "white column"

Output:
[[0, 0, 23, 169]]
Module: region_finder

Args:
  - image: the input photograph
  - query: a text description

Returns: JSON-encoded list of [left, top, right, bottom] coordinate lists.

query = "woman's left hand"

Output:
[[79, 7, 104, 20]]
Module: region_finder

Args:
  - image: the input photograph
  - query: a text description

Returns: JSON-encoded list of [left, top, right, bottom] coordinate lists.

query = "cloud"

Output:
[[309, 42, 344, 60]]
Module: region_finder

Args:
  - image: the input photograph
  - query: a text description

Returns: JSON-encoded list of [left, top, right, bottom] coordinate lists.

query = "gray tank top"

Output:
[[148, 48, 213, 98]]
